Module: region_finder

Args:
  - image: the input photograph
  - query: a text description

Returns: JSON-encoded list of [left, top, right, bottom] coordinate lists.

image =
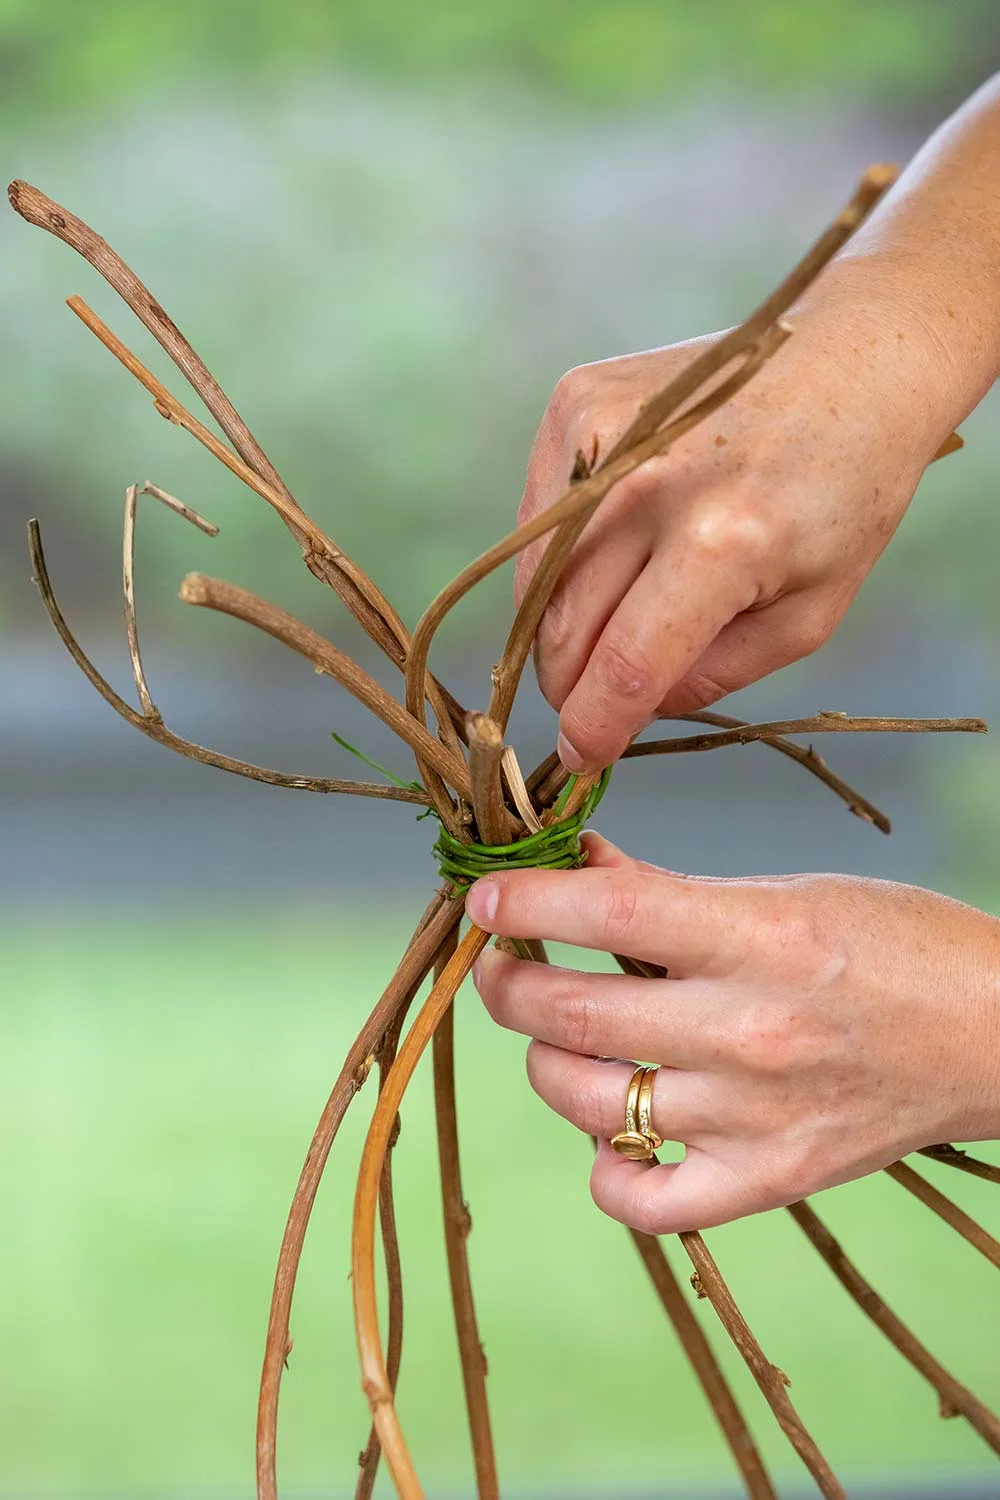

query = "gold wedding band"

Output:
[[610, 1064, 661, 1161]]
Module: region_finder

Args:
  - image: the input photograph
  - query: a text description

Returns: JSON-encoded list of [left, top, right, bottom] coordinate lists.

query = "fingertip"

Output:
[[580, 830, 629, 868], [557, 731, 586, 773], [465, 877, 499, 929]]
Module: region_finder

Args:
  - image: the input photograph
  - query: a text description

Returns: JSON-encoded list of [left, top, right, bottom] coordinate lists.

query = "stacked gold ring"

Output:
[[609, 1064, 662, 1161]]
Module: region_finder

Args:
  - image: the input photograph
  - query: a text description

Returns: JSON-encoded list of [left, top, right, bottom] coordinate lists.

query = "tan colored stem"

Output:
[[256, 894, 461, 1500], [355, 1009, 409, 1500], [123, 481, 218, 715], [680, 1230, 844, 1498], [352, 924, 491, 1498], [466, 712, 518, 844], [787, 1199, 1000, 1454], [629, 715, 987, 755], [180, 572, 472, 809], [629, 1232, 775, 1500], [919, 1144, 1000, 1184], [885, 1160, 1000, 1269], [432, 934, 499, 1500]]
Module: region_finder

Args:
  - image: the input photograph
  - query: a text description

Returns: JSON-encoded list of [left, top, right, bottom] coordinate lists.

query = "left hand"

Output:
[[466, 833, 1000, 1234]]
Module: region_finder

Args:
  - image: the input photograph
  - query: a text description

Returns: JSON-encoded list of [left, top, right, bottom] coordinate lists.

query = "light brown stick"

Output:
[[919, 1144, 1000, 1185], [256, 894, 461, 1500], [432, 934, 499, 1500], [629, 1232, 776, 1499], [885, 1161, 1000, 1270], [787, 1199, 1000, 1453], [355, 1008, 409, 1500], [629, 714, 988, 754], [466, 712, 519, 844], [352, 925, 491, 1498], [680, 1231, 845, 1498]]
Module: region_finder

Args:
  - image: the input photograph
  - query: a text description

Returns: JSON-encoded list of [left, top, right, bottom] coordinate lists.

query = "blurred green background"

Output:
[[3, 2, 1000, 1496]]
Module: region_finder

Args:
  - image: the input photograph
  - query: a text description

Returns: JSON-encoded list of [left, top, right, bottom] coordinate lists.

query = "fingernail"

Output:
[[466, 878, 499, 928], [557, 732, 585, 772]]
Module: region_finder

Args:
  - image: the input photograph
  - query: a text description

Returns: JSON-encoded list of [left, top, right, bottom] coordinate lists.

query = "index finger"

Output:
[[465, 865, 756, 977]]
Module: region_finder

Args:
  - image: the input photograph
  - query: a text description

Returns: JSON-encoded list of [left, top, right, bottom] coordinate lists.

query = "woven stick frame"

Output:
[[10, 165, 998, 1500]]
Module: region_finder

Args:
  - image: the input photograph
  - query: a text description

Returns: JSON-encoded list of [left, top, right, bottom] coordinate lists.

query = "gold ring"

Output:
[[610, 1064, 661, 1160]]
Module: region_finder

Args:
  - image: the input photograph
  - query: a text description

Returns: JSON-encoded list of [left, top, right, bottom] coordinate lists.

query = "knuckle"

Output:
[[550, 981, 598, 1057], [550, 364, 595, 427], [592, 633, 658, 702], [597, 875, 641, 950], [684, 500, 774, 563]]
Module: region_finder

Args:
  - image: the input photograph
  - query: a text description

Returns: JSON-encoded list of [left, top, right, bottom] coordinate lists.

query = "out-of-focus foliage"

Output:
[[0, 0, 995, 123]]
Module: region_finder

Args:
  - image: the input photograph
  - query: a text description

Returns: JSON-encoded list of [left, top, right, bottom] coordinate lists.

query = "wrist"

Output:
[[791, 250, 1000, 459]]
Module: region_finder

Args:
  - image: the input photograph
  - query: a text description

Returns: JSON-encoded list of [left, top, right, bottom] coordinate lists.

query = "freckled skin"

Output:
[[518, 74, 1000, 774], [468, 835, 1000, 1235]]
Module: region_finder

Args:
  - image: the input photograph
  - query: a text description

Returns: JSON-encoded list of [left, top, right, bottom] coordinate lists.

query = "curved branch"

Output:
[[432, 934, 499, 1499], [257, 893, 461, 1500], [355, 1006, 410, 1500], [28, 519, 424, 803], [353, 924, 491, 1498]]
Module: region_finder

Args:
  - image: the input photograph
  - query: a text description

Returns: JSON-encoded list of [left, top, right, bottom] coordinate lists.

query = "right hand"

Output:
[[515, 262, 958, 772]]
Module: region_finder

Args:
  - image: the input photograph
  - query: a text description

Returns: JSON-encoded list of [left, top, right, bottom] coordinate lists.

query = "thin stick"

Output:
[[67, 290, 463, 823], [680, 1231, 844, 1498], [629, 714, 988, 754], [180, 572, 472, 813], [919, 1144, 1000, 1185], [500, 747, 543, 833], [7, 182, 424, 667], [355, 1008, 409, 1500], [601, 164, 897, 466], [629, 1231, 776, 1500], [466, 713, 518, 844], [29, 519, 424, 803], [65, 294, 468, 813], [787, 1200, 1000, 1451], [353, 924, 491, 1499], [630, 710, 892, 833], [256, 894, 462, 1500], [885, 1161, 1000, 1270], [432, 933, 500, 1500], [123, 481, 219, 715]]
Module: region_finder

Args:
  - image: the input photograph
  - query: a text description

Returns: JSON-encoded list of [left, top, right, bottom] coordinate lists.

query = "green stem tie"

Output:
[[434, 768, 612, 890]]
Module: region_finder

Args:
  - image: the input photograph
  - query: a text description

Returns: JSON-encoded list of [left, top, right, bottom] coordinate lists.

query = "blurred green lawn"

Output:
[[2, 903, 999, 1497]]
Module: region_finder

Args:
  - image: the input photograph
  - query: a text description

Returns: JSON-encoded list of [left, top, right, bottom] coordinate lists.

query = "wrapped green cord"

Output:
[[433, 767, 612, 889], [332, 728, 612, 888]]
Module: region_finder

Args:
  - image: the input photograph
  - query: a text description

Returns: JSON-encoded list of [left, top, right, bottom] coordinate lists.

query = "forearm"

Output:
[[803, 74, 1000, 438]]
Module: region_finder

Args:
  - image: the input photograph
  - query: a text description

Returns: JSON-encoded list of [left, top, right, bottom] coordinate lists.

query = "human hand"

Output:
[[517, 263, 958, 773], [467, 833, 1000, 1234]]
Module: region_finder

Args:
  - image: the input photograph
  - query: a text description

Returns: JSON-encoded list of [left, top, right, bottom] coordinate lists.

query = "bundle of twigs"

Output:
[[11, 164, 1000, 1500]]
